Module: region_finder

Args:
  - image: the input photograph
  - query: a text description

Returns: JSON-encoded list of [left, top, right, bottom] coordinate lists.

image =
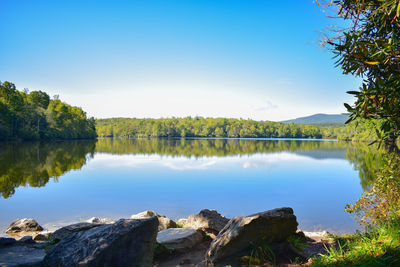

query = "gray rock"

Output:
[[0, 237, 17, 248], [33, 232, 52, 242], [85, 217, 115, 224], [19, 236, 35, 244], [157, 228, 203, 252], [51, 222, 102, 242], [5, 218, 43, 234], [185, 209, 229, 235], [0, 243, 45, 267], [131, 210, 177, 231], [43, 218, 158, 267], [206, 207, 298, 265]]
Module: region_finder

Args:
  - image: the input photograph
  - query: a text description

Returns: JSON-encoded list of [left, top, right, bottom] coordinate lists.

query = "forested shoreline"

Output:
[[96, 117, 378, 142], [0, 80, 379, 142], [0, 81, 96, 140]]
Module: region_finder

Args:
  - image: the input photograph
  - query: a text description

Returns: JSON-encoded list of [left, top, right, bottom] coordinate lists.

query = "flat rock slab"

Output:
[[157, 228, 203, 252], [0, 245, 45, 267], [154, 240, 210, 267]]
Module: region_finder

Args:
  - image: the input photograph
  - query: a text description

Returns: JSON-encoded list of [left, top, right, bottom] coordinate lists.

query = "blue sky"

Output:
[[0, 0, 359, 121]]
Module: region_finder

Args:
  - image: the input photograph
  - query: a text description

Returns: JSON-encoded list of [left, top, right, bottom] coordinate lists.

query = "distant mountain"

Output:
[[282, 113, 349, 124]]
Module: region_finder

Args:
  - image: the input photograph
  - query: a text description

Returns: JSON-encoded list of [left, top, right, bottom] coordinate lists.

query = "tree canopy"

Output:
[[0, 81, 96, 140], [321, 0, 400, 144]]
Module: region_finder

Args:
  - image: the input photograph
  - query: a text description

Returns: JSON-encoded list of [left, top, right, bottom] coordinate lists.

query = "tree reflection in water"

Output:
[[0, 138, 385, 199]]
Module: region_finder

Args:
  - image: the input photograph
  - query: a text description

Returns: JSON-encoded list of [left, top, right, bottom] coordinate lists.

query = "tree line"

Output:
[[96, 117, 380, 141], [0, 81, 96, 140], [96, 117, 330, 139]]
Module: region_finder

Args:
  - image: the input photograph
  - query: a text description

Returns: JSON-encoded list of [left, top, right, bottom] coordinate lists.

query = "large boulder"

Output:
[[51, 222, 103, 242], [206, 207, 298, 265], [131, 210, 176, 231], [0, 237, 45, 266], [157, 228, 203, 252], [184, 209, 229, 236], [5, 218, 43, 234], [43, 217, 158, 267]]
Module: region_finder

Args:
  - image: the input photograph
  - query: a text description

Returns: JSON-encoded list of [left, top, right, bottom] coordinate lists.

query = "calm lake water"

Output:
[[0, 138, 383, 234]]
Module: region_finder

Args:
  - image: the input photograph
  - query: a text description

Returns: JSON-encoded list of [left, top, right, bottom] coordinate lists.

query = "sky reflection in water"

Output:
[[0, 140, 376, 232], [0, 139, 370, 234]]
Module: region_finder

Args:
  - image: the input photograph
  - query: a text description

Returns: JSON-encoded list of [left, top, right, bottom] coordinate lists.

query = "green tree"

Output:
[[321, 0, 400, 145]]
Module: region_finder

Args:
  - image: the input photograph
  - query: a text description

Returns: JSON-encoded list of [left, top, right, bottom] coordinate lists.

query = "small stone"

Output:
[[33, 232, 52, 241], [185, 209, 229, 235], [131, 210, 177, 231], [85, 217, 115, 224]]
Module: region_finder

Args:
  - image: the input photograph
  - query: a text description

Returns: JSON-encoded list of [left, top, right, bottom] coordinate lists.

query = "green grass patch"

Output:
[[311, 221, 400, 266]]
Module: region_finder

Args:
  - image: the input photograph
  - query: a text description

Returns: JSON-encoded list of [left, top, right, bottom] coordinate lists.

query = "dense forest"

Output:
[[0, 81, 96, 140], [97, 117, 329, 139], [96, 117, 378, 141]]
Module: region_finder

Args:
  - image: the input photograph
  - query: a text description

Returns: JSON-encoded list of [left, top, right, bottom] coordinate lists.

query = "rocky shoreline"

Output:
[[0, 207, 335, 267]]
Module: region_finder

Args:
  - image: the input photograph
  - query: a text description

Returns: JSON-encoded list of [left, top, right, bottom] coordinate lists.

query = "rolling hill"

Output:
[[282, 113, 349, 124]]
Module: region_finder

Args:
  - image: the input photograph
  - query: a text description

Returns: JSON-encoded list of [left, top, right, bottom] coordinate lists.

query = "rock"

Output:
[[157, 228, 203, 252], [85, 217, 115, 224], [131, 210, 177, 231], [0, 244, 45, 267], [5, 218, 43, 234], [51, 222, 102, 242], [185, 209, 229, 235], [0, 237, 17, 248], [206, 207, 298, 265], [33, 231, 52, 241], [19, 235, 35, 244], [43, 218, 158, 267]]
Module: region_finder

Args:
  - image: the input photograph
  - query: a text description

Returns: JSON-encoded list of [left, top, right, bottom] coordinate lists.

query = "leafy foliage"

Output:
[[96, 117, 329, 139], [324, 0, 400, 144], [346, 154, 400, 226], [0, 81, 96, 140], [312, 219, 400, 266]]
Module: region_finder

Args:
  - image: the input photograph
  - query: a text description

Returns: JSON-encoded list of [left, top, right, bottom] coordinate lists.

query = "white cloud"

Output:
[[253, 100, 278, 112]]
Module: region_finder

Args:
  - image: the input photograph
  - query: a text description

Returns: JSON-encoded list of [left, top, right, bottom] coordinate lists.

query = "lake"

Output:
[[0, 138, 383, 234]]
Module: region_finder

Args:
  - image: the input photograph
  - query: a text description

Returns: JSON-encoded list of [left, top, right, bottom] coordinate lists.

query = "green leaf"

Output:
[[345, 117, 353, 124], [346, 91, 360, 95], [344, 103, 353, 111], [397, 1, 400, 17]]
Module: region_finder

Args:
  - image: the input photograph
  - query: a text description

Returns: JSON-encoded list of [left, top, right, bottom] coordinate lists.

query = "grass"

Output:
[[311, 220, 400, 266], [239, 238, 277, 266], [175, 222, 184, 228], [287, 233, 308, 252]]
